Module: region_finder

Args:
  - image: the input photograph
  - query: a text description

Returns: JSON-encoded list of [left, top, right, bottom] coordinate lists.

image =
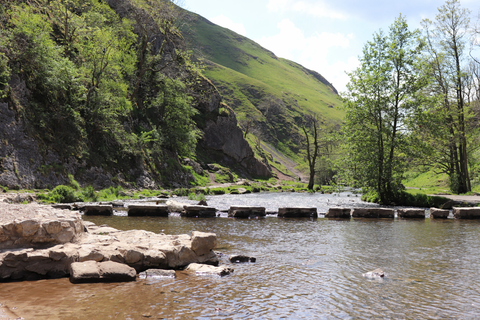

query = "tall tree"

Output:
[[342, 15, 428, 203], [421, 0, 473, 193]]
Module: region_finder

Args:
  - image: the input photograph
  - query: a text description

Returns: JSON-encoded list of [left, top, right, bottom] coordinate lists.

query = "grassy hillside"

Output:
[[182, 13, 344, 175]]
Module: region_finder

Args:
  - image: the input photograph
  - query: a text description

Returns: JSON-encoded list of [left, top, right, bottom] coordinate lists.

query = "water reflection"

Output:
[[1, 193, 480, 319]]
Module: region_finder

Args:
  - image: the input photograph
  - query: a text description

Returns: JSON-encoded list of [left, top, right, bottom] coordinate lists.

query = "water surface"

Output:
[[1, 193, 479, 319]]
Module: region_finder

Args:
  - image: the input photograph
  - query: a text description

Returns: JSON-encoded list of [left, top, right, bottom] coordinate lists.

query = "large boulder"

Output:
[[69, 261, 136, 283], [84, 205, 113, 216]]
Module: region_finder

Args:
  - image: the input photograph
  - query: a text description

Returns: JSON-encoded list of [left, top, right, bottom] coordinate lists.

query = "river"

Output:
[[1, 192, 480, 319]]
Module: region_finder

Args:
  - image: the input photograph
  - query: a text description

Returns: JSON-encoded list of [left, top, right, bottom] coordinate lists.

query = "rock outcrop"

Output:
[[0, 203, 220, 282]]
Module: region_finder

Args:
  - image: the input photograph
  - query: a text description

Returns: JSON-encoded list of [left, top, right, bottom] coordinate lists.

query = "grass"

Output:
[[182, 13, 344, 175]]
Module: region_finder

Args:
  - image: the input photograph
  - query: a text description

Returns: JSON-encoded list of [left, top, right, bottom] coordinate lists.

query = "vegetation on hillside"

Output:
[[0, 0, 204, 186], [181, 12, 343, 175]]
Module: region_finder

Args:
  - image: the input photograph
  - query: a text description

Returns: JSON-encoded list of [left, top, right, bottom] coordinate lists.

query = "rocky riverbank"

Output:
[[0, 201, 229, 283]]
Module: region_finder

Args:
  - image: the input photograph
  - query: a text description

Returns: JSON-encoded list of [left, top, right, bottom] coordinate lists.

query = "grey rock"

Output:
[[185, 263, 234, 277], [325, 208, 351, 218], [182, 205, 217, 218], [351, 208, 394, 218], [397, 209, 426, 219], [228, 206, 266, 218], [363, 268, 385, 279], [69, 261, 136, 283], [139, 269, 176, 279], [127, 204, 169, 217], [278, 207, 318, 218], [84, 205, 113, 216], [430, 208, 449, 219], [453, 207, 480, 219]]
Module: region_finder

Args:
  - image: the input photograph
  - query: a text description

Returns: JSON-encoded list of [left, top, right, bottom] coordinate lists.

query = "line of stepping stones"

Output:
[[74, 204, 480, 219]]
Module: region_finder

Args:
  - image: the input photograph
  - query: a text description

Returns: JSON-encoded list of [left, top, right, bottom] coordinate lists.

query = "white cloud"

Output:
[[256, 19, 357, 92], [210, 14, 247, 36], [267, 0, 347, 20]]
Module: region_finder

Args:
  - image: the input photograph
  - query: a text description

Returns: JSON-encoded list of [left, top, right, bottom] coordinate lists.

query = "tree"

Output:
[[342, 15, 428, 203], [420, 0, 474, 193], [302, 114, 320, 190]]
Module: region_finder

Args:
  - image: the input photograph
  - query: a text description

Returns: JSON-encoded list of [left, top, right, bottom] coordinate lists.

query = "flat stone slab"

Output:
[[84, 205, 113, 216], [351, 208, 394, 218], [139, 269, 176, 279], [182, 205, 217, 218], [278, 207, 318, 218], [228, 206, 266, 218], [453, 207, 480, 219], [397, 209, 425, 219], [325, 208, 351, 218], [69, 261, 136, 283], [185, 263, 234, 277], [430, 208, 449, 219], [127, 204, 169, 217]]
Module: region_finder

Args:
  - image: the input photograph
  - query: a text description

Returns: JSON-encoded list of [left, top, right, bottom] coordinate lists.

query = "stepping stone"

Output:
[[182, 205, 217, 218], [127, 204, 169, 217], [351, 208, 394, 218], [278, 207, 318, 218], [84, 205, 113, 216], [228, 206, 266, 218], [453, 207, 480, 219], [325, 208, 351, 218], [430, 208, 449, 219], [397, 208, 426, 219]]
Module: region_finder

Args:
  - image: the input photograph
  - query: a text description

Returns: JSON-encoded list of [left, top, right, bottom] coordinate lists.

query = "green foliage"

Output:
[[97, 186, 124, 201], [342, 15, 428, 203], [38, 185, 79, 203], [68, 174, 80, 190], [81, 186, 98, 202]]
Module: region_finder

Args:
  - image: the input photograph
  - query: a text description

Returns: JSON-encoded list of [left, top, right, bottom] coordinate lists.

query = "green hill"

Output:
[[182, 13, 344, 176]]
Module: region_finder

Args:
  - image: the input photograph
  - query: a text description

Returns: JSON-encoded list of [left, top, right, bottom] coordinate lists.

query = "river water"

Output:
[[1, 192, 480, 319]]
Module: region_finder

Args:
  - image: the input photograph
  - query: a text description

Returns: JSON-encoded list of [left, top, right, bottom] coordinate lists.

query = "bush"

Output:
[[38, 185, 79, 203]]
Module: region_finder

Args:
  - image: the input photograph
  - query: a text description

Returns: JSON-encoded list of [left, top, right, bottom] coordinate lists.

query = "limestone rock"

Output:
[[84, 205, 113, 216], [363, 268, 385, 279], [325, 208, 351, 218], [351, 208, 394, 218], [182, 205, 217, 218], [185, 263, 234, 277], [166, 200, 189, 213], [430, 208, 449, 219], [139, 269, 176, 279], [453, 207, 480, 219], [278, 207, 318, 218], [191, 231, 217, 256], [127, 204, 169, 217], [228, 206, 266, 218], [69, 261, 136, 283], [397, 209, 426, 219]]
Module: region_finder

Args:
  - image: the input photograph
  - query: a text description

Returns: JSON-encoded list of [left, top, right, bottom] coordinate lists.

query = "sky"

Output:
[[180, 0, 479, 93]]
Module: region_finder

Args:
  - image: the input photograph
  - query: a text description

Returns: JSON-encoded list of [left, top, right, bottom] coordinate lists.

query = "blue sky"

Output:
[[180, 0, 479, 93]]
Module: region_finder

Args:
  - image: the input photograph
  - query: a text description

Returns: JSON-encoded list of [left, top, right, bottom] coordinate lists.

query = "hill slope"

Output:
[[182, 12, 344, 176]]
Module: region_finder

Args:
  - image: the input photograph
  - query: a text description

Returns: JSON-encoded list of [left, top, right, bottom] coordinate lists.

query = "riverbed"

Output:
[[1, 192, 480, 319]]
